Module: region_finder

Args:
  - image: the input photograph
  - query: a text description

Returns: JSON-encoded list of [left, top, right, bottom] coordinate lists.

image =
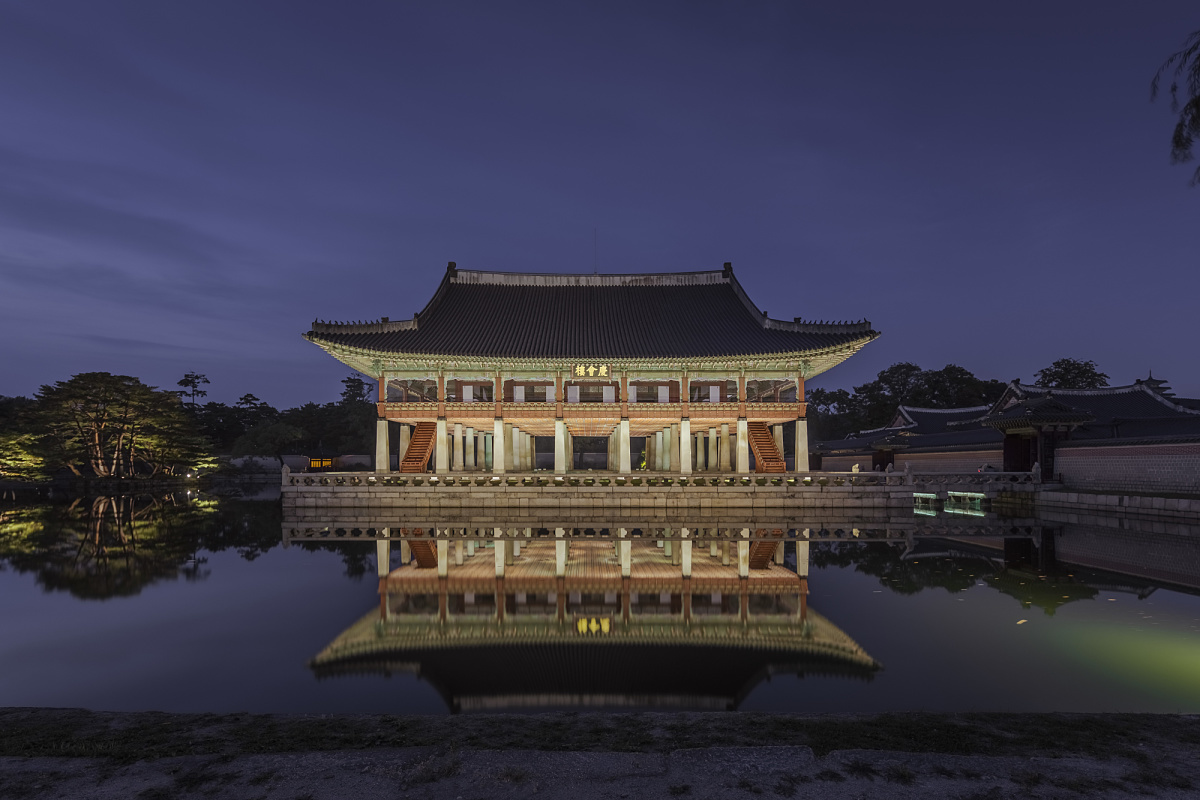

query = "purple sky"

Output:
[[1, 1, 1197, 407]]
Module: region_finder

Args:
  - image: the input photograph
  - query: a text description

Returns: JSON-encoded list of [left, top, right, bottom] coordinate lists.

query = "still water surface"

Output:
[[2, 491, 1199, 714]]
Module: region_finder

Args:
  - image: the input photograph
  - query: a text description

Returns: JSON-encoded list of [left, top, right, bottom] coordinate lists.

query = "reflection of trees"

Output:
[[0, 495, 281, 599], [813, 541, 997, 595], [984, 571, 1098, 616]]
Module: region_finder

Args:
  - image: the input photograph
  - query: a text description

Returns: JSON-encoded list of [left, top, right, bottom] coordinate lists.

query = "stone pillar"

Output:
[[721, 538, 730, 566], [435, 418, 449, 472], [654, 430, 664, 471], [494, 529, 506, 577], [400, 539, 410, 565], [679, 418, 691, 475], [775, 540, 785, 564], [376, 539, 390, 577], [503, 423, 514, 472], [375, 419, 389, 471], [737, 531, 750, 578], [736, 418, 749, 473], [555, 419, 567, 473], [465, 427, 476, 470], [720, 423, 732, 471], [452, 423, 464, 471], [647, 434, 656, 471], [796, 537, 810, 577], [773, 425, 785, 458], [669, 424, 680, 472], [618, 528, 631, 577], [567, 431, 574, 470], [467, 539, 476, 556], [709, 427, 719, 473], [681, 528, 692, 577], [489, 425, 502, 472], [618, 418, 631, 473], [437, 539, 448, 577], [556, 528, 566, 577], [455, 539, 464, 566], [397, 423, 410, 466], [794, 418, 810, 472], [695, 433, 705, 471]]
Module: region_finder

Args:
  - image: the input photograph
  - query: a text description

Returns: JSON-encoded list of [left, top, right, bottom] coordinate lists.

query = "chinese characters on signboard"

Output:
[[572, 364, 610, 378]]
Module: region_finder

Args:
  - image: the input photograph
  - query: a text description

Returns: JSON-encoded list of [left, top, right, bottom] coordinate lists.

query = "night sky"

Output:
[[2, 1, 1197, 407]]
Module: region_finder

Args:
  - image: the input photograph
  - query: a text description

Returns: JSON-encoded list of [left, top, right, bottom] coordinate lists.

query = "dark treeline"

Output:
[[807, 358, 1109, 441], [2, 359, 1110, 481], [0, 372, 377, 482]]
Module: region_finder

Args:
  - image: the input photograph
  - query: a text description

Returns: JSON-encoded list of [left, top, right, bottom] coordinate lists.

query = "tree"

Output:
[[1033, 359, 1110, 390], [340, 374, 374, 405], [177, 372, 210, 406], [35, 373, 212, 477], [1152, 29, 1200, 185]]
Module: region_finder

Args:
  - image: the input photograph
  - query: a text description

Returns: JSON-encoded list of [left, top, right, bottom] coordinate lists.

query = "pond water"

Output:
[[2, 491, 1199, 714]]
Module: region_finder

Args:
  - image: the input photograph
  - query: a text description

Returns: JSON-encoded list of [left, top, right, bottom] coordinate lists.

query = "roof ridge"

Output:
[[451, 268, 728, 287], [899, 404, 991, 414]]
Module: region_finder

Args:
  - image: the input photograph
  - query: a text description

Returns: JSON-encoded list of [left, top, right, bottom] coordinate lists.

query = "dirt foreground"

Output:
[[1, 708, 1198, 799]]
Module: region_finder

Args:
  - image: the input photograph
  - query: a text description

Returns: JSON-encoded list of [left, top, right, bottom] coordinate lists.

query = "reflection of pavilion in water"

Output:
[[310, 528, 880, 712]]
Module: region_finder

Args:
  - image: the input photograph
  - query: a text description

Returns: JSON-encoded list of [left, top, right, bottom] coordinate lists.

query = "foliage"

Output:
[[808, 363, 1007, 441], [340, 374, 375, 405], [232, 422, 306, 457], [1033, 358, 1109, 390], [0, 396, 48, 482], [177, 372, 210, 406], [811, 541, 996, 595], [34, 373, 212, 477], [1152, 29, 1200, 185], [0, 494, 282, 599]]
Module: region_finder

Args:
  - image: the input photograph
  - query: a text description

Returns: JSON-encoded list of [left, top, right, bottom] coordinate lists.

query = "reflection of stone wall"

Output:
[[1056, 442, 1200, 495], [1055, 527, 1200, 590], [895, 450, 1002, 473]]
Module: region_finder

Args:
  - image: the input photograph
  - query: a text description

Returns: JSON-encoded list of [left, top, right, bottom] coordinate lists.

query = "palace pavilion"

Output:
[[304, 262, 878, 474]]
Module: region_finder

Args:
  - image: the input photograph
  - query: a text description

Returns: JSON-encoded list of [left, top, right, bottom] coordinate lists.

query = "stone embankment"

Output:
[[1, 709, 1197, 799]]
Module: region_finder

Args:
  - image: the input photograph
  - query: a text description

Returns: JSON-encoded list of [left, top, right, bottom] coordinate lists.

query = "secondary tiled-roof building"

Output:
[[815, 377, 1200, 494], [305, 263, 878, 474]]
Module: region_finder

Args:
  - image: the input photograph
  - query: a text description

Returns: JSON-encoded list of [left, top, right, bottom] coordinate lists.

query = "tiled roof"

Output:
[[305, 264, 878, 360], [999, 383, 1200, 425], [981, 396, 1096, 431]]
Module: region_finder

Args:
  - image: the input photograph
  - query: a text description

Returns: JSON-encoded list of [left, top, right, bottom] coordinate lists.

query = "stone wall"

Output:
[[894, 450, 1003, 473], [1055, 442, 1200, 496]]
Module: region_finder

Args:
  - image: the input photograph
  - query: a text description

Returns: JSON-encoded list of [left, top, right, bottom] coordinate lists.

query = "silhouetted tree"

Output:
[[1152, 29, 1200, 185], [177, 372, 210, 406], [1033, 358, 1110, 390]]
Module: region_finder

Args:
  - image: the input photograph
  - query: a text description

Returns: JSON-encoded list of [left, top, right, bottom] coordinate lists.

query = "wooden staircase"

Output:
[[400, 422, 436, 473], [404, 528, 438, 568], [747, 422, 786, 473], [749, 529, 784, 569]]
